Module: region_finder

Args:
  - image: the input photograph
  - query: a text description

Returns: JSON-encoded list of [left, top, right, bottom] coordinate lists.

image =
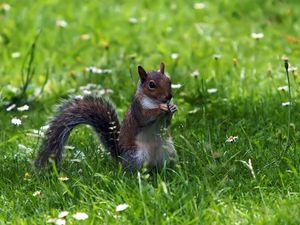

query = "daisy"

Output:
[[194, 3, 206, 10], [17, 104, 29, 111], [128, 17, 138, 24], [56, 20, 68, 28], [225, 136, 238, 143], [73, 212, 88, 220], [58, 211, 69, 218], [207, 88, 217, 94], [171, 53, 179, 60], [171, 84, 182, 89], [0, 3, 11, 12], [277, 86, 288, 92], [116, 203, 129, 212], [32, 191, 41, 197], [251, 32, 264, 40], [282, 102, 291, 107], [6, 104, 16, 111], [11, 117, 22, 126], [11, 52, 21, 59], [58, 176, 69, 181], [213, 54, 221, 60], [191, 70, 200, 78]]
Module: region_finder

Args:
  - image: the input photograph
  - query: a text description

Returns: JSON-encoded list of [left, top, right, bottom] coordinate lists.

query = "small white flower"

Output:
[[18, 144, 33, 153], [58, 211, 69, 218], [99, 89, 114, 95], [194, 3, 206, 10], [171, 53, 179, 60], [225, 136, 238, 143], [6, 104, 16, 112], [58, 176, 69, 181], [47, 218, 66, 225], [213, 54, 221, 60], [277, 86, 288, 92], [191, 70, 200, 78], [207, 88, 217, 94], [32, 191, 41, 196], [11, 117, 22, 126], [11, 52, 21, 59], [288, 67, 297, 73], [74, 95, 83, 100], [282, 102, 291, 107], [40, 125, 50, 132], [116, 203, 129, 212], [0, 3, 11, 12], [55, 219, 66, 225], [80, 34, 91, 41], [56, 20, 68, 28], [17, 104, 29, 111], [73, 212, 89, 220], [251, 32, 264, 40], [85, 66, 112, 74], [128, 17, 138, 24], [82, 89, 91, 95], [47, 218, 57, 224], [171, 84, 182, 89]]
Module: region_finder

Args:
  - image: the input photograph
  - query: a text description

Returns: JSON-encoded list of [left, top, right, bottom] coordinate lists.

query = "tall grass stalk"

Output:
[[283, 59, 292, 157]]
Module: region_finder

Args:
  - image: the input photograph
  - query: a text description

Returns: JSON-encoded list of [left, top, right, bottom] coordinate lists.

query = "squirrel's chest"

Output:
[[135, 121, 173, 166]]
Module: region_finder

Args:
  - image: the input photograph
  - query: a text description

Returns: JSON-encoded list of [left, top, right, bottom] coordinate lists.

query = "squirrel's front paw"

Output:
[[159, 104, 169, 112], [167, 104, 177, 113], [159, 103, 177, 113]]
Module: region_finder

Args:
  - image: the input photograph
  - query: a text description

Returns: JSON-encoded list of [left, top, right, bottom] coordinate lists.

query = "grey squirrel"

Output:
[[36, 63, 177, 171]]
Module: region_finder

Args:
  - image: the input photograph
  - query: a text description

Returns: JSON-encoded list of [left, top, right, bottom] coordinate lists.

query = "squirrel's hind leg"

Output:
[[120, 150, 143, 172]]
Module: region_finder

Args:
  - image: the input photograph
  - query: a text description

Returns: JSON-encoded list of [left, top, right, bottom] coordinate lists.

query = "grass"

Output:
[[1, 0, 300, 224]]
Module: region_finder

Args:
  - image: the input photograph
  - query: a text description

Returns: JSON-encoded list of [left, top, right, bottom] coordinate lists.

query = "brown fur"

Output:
[[36, 63, 176, 171]]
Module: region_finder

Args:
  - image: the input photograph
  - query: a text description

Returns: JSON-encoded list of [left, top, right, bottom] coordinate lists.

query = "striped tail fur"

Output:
[[35, 95, 120, 167]]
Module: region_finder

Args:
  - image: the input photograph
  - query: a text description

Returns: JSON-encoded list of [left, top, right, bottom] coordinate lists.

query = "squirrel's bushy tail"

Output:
[[36, 95, 120, 167]]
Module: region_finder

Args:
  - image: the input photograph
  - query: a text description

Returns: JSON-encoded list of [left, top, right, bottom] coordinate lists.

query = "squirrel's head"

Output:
[[137, 63, 172, 103]]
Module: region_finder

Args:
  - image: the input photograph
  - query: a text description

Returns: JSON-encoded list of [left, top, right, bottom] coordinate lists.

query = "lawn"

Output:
[[1, 0, 300, 224]]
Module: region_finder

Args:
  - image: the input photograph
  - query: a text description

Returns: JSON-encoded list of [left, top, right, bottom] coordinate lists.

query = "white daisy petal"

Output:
[[225, 136, 239, 143], [6, 104, 16, 112], [251, 32, 264, 40], [116, 203, 129, 212], [17, 104, 29, 111], [73, 212, 88, 220], [282, 102, 291, 107], [32, 191, 41, 196], [58, 211, 69, 218], [11, 52, 21, 59], [58, 176, 69, 181], [128, 17, 138, 24], [171, 84, 182, 89], [194, 3, 206, 10], [171, 53, 179, 60], [207, 88, 218, 94], [11, 118, 22, 126], [56, 20, 68, 28]]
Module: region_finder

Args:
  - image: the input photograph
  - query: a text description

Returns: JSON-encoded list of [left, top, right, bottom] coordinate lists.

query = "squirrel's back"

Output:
[[35, 95, 120, 167]]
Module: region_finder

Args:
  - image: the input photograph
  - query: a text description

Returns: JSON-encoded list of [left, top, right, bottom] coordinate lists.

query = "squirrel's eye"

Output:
[[148, 81, 157, 89]]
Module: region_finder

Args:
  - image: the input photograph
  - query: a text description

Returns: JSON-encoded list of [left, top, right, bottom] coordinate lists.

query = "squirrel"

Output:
[[36, 63, 177, 171]]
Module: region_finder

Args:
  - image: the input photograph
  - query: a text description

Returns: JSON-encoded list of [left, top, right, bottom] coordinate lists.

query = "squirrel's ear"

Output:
[[138, 65, 147, 83], [160, 62, 165, 74]]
